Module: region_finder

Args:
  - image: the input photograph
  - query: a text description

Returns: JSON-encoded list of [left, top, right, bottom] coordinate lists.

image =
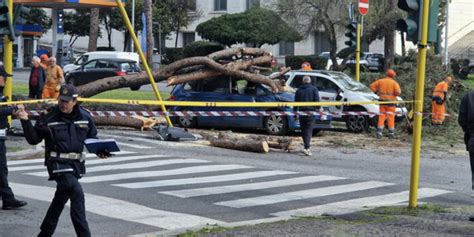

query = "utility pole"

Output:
[[444, 0, 450, 67], [131, 0, 135, 52]]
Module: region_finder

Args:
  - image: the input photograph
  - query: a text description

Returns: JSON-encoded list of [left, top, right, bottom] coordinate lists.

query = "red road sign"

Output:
[[358, 0, 369, 16]]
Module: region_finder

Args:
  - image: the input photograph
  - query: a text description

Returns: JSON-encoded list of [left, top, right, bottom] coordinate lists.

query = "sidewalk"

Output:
[[151, 202, 474, 237]]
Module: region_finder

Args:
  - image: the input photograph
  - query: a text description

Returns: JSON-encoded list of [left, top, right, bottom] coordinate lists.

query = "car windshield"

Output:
[[327, 72, 372, 93]]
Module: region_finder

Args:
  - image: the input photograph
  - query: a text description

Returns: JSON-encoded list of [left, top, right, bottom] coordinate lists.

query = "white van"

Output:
[[63, 51, 140, 74]]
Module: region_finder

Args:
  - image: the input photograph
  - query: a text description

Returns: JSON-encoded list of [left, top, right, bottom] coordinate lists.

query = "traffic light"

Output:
[[396, 0, 420, 44], [344, 22, 357, 48], [13, 4, 30, 36], [0, 1, 15, 41]]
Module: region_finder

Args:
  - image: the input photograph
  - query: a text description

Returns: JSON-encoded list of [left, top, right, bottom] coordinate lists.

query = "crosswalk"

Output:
[[7, 134, 452, 232]]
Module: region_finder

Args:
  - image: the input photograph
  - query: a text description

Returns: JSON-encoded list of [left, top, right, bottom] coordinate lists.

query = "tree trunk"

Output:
[[144, 0, 154, 63], [384, 0, 397, 70], [93, 116, 145, 129], [88, 8, 100, 51], [210, 139, 270, 153]]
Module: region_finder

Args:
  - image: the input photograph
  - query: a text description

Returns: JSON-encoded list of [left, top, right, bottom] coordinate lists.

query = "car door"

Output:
[[225, 80, 260, 128], [70, 60, 97, 85], [314, 76, 342, 118]]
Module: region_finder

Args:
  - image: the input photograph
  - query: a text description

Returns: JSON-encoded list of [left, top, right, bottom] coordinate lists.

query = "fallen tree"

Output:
[[77, 47, 279, 97]]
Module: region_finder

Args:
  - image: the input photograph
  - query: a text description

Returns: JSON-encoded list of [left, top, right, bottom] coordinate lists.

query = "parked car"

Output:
[[168, 77, 332, 135], [63, 51, 140, 75], [65, 58, 142, 90], [285, 70, 407, 133], [319, 51, 370, 71], [365, 53, 384, 71]]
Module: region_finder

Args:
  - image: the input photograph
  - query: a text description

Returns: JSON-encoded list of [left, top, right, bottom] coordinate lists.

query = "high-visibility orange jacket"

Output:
[[432, 81, 448, 100], [370, 77, 401, 101]]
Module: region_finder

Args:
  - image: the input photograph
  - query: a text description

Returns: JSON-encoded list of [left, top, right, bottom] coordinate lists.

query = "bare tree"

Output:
[[88, 8, 100, 51]]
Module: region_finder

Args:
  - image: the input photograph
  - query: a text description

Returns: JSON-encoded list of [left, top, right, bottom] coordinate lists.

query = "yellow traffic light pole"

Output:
[[409, 0, 431, 208], [114, 0, 173, 126], [3, 0, 13, 124], [355, 22, 361, 82]]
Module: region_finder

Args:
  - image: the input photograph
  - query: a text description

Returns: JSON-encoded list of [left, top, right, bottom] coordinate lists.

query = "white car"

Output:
[[63, 51, 140, 75], [285, 70, 407, 133]]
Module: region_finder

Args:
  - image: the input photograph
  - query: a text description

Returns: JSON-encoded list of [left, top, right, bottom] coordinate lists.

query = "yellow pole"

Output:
[[3, 0, 13, 124], [114, 0, 173, 126], [409, 0, 431, 208], [355, 22, 361, 82]]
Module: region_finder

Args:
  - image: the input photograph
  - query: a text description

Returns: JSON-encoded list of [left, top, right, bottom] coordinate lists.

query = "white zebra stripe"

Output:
[[160, 175, 346, 198], [114, 170, 296, 189], [215, 181, 393, 208]]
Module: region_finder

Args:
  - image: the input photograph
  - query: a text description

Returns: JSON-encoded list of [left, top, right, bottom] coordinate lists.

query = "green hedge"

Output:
[[183, 41, 225, 57], [285, 55, 327, 70], [162, 48, 184, 64]]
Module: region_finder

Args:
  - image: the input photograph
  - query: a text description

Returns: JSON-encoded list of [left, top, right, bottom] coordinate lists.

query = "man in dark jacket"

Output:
[[0, 98, 27, 210], [294, 75, 320, 156], [28, 56, 46, 99], [458, 90, 474, 222], [17, 84, 111, 237]]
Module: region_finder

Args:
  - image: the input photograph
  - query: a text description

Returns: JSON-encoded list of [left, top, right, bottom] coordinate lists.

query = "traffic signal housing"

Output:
[[13, 4, 30, 36], [345, 22, 357, 48], [396, 0, 420, 44], [0, 1, 15, 41]]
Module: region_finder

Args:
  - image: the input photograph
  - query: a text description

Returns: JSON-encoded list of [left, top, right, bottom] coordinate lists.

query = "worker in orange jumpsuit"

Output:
[[301, 61, 312, 71], [370, 69, 401, 139], [39, 54, 49, 70], [42, 57, 65, 99], [432, 76, 453, 125]]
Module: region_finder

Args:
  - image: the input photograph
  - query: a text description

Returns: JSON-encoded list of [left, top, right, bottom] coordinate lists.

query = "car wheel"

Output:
[[345, 109, 369, 133], [175, 109, 196, 128], [130, 85, 141, 91], [264, 114, 288, 136]]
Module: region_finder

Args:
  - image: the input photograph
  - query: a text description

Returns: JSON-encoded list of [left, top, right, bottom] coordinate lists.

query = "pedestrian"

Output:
[[301, 61, 313, 71], [39, 54, 49, 70], [458, 90, 474, 222], [0, 62, 13, 97], [28, 56, 46, 99], [42, 56, 65, 99], [0, 100, 27, 210], [17, 84, 111, 237], [294, 75, 320, 156], [370, 69, 401, 139], [431, 76, 453, 125]]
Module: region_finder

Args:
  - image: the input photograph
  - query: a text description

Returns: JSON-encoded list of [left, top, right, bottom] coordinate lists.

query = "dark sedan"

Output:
[[65, 58, 141, 90]]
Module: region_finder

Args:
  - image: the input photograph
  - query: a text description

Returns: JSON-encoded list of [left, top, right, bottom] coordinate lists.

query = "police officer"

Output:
[[0, 97, 27, 210], [294, 75, 320, 156], [17, 84, 110, 237], [458, 90, 474, 222]]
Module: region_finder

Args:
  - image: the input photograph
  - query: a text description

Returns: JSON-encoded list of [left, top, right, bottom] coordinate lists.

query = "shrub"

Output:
[[162, 48, 184, 64], [285, 55, 327, 70], [183, 41, 225, 57]]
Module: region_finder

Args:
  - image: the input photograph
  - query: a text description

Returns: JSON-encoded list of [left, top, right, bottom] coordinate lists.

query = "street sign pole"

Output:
[[3, 0, 13, 125], [409, 0, 431, 208], [356, 0, 369, 82]]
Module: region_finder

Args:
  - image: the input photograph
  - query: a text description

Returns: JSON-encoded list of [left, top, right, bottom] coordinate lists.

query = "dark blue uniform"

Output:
[[295, 83, 320, 150], [21, 105, 97, 237], [0, 104, 27, 210]]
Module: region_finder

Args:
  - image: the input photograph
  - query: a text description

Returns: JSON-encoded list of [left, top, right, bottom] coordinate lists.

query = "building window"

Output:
[[214, 0, 227, 11], [182, 32, 195, 47], [246, 0, 260, 10], [187, 0, 197, 11], [279, 41, 294, 56], [314, 31, 330, 55]]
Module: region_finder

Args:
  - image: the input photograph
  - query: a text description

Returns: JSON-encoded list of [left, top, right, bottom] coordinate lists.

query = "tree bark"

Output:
[[93, 116, 145, 129], [88, 8, 100, 51], [144, 0, 154, 64], [384, 0, 397, 70], [210, 139, 270, 153], [76, 48, 278, 97]]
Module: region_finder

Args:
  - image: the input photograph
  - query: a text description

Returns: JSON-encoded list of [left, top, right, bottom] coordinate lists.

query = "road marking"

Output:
[[116, 141, 152, 149], [160, 175, 346, 198], [272, 188, 452, 217], [10, 154, 170, 172], [26, 158, 210, 177], [7, 151, 136, 166], [81, 164, 252, 183], [114, 170, 296, 189], [10, 182, 224, 230], [215, 181, 393, 208], [105, 134, 206, 148]]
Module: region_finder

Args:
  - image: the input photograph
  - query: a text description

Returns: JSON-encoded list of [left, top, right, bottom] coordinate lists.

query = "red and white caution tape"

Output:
[[25, 110, 458, 117]]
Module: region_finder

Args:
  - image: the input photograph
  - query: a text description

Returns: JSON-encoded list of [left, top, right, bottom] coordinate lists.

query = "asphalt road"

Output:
[[2, 128, 471, 237], [11, 68, 172, 94]]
